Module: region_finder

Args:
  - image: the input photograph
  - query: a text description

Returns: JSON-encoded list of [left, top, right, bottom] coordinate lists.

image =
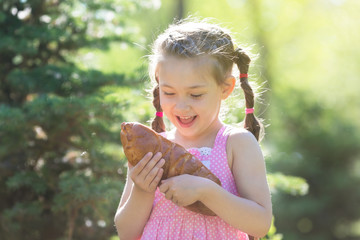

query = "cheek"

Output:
[[198, 96, 221, 112], [159, 95, 173, 110]]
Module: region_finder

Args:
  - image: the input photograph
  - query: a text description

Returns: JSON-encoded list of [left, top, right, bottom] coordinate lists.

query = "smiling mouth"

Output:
[[176, 115, 197, 125]]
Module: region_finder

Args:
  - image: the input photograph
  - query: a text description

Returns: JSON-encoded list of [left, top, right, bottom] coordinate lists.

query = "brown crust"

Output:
[[120, 122, 221, 215]]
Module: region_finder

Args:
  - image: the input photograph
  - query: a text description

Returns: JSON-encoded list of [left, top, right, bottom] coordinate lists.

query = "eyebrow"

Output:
[[160, 83, 207, 89]]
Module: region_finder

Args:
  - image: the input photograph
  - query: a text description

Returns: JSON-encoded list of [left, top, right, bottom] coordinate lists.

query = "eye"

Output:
[[163, 91, 175, 96], [191, 94, 203, 98]]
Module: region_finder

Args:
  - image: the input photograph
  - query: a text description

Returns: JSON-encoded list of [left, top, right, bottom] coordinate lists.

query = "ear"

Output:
[[221, 76, 236, 100], [155, 64, 160, 82]]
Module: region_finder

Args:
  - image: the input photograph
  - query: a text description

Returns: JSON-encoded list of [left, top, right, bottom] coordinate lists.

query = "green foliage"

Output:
[[267, 88, 360, 240], [7, 171, 47, 194], [0, 0, 155, 239], [267, 173, 308, 197]]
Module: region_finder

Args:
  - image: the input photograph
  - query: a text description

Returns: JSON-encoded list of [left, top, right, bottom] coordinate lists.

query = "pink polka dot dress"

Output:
[[140, 125, 249, 240]]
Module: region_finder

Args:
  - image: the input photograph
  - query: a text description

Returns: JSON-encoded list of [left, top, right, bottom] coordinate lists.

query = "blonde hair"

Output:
[[149, 19, 263, 141]]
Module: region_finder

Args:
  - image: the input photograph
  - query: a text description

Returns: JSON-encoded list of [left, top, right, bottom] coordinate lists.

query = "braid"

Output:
[[151, 85, 166, 133], [234, 48, 263, 141]]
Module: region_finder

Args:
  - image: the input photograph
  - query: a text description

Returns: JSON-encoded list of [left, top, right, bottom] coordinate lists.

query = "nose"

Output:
[[175, 100, 191, 112]]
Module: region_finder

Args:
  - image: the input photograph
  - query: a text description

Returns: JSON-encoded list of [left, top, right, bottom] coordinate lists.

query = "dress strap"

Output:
[[212, 125, 229, 151]]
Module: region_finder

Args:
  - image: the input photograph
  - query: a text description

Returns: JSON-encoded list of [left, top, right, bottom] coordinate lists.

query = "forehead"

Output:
[[157, 55, 217, 87]]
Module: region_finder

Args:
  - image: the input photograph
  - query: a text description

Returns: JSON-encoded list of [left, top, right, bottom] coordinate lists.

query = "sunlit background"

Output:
[[1, 0, 359, 239]]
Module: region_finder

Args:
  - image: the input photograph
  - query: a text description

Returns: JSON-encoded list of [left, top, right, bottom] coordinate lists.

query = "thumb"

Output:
[[159, 179, 169, 193]]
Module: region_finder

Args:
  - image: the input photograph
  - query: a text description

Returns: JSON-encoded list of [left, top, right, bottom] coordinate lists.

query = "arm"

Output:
[[159, 130, 272, 237], [200, 130, 272, 237], [114, 152, 165, 240]]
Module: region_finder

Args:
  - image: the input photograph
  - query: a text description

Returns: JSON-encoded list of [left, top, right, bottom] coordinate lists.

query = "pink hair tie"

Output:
[[245, 108, 254, 114], [156, 112, 163, 117], [240, 73, 248, 78]]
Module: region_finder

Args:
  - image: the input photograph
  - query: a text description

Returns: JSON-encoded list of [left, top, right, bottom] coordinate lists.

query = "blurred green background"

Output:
[[1, 0, 359, 239]]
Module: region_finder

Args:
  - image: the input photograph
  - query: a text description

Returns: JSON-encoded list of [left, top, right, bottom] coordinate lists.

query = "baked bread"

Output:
[[120, 122, 221, 215]]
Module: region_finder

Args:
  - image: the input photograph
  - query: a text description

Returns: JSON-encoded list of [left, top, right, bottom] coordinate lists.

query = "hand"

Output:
[[129, 152, 165, 193], [159, 174, 209, 207]]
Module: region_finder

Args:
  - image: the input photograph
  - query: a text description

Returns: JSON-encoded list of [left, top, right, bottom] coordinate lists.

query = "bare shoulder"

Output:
[[226, 126, 270, 207], [227, 127, 261, 156], [226, 126, 263, 171]]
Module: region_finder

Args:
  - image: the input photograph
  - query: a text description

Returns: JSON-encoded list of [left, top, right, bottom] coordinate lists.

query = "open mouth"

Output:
[[176, 115, 197, 127]]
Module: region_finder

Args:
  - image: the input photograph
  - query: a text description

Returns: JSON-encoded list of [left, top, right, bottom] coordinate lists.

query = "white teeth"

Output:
[[179, 116, 193, 120]]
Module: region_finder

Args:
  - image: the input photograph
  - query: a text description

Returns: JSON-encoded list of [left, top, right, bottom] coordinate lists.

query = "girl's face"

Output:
[[157, 56, 234, 139]]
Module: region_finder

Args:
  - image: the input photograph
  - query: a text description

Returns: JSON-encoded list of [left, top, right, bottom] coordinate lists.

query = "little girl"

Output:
[[114, 19, 272, 240]]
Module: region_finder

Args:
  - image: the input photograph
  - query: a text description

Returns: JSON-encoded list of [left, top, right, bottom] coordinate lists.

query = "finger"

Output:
[[138, 152, 162, 177], [148, 168, 164, 192], [130, 153, 153, 184], [159, 179, 169, 193], [144, 158, 165, 184], [170, 195, 180, 206], [131, 152, 153, 176], [174, 199, 181, 206], [165, 190, 174, 201]]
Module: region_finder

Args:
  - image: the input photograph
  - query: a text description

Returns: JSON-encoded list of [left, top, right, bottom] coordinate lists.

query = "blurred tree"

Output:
[[175, 0, 185, 20], [267, 88, 360, 240], [0, 0, 154, 239], [255, 1, 360, 239]]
